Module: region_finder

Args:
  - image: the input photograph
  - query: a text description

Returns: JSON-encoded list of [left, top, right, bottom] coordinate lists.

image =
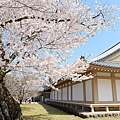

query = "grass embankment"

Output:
[[21, 103, 120, 120]]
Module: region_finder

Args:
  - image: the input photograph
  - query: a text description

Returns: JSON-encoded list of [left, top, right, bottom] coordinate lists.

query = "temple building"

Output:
[[43, 42, 120, 117]]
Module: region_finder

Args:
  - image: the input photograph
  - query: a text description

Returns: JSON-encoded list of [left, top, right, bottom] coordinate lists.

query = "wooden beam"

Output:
[[111, 73, 117, 102]]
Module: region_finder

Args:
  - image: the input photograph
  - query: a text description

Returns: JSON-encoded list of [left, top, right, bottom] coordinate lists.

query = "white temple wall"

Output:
[[58, 89, 62, 100], [72, 82, 83, 101], [97, 79, 113, 101], [85, 80, 92, 101], [55, 91, 57, 100], [44, 98, 50, 102], [50, 90, 54, 100], [63, 87, 67, 100], [115, 80, 120, 101], [68, 86, 71, 100]]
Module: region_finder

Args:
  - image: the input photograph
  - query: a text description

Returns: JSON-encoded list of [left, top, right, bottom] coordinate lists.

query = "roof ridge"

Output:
[[99, 42, 120, 56], [90, 42, 120, 62]]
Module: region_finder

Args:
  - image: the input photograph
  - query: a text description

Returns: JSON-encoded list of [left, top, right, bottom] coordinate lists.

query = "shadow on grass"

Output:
[[21, 107, 33, 111], [40, 103, 69, 115], [23, 114, 52, 120]]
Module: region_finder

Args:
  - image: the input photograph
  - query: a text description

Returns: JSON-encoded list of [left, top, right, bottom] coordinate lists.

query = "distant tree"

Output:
[[5, 72, 42, 104], [0, 0, 119, 120]]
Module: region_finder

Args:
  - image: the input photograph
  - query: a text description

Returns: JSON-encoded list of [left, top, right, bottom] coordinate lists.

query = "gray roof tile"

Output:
[[91, 61, 120, 68]]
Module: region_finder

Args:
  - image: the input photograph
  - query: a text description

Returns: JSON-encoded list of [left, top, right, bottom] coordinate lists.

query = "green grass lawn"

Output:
[[21, 103, 81, 120], [21, 103, 120, 120]]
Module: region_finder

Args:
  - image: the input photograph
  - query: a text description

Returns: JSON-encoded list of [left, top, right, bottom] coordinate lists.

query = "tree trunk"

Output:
[[19, 99, 22, 105], [0, 82, 23, 120]]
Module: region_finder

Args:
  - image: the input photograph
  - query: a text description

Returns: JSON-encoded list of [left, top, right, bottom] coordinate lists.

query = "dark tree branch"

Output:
[[15, 16, 29, 22], [92, 10, 102, 19], [9, 51, 18, 63], [0, 9, 104, 30], [4, 69, 11, 75]]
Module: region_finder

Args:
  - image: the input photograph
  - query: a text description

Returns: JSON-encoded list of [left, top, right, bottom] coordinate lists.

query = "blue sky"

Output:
[[69, 0, 120, 64]]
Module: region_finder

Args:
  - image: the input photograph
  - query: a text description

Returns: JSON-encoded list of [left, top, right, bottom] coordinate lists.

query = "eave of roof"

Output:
[[90, 61, 120, 69]]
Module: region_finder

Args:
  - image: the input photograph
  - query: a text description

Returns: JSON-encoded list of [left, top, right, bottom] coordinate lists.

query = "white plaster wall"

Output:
[[55, 91, 57, 100], [115, 80, 120, 101], [86, 80, 92, 101], [50, 91, 54, 100], [63, 87, 67, 100], [58, 89, 61, 100], [72, 82, 83, 101], [68, 86, 71, 100], [97, 79, 113, 101], [42, 96, 43, 102], [45, 98, 49, 102]]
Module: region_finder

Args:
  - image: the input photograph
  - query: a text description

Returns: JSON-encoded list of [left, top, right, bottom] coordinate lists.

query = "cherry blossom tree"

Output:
[[0, 0, 119, 83], [0, 0, 119, 120], [5, 72, 41, 104]]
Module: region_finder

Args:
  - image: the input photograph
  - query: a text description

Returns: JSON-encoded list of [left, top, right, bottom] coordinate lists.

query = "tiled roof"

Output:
[[91, 61, 120, 68], [90, 42, 120, 68]]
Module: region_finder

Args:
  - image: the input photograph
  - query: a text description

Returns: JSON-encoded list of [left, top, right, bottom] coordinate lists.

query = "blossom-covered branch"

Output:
[[0, 0, 119, 83]]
